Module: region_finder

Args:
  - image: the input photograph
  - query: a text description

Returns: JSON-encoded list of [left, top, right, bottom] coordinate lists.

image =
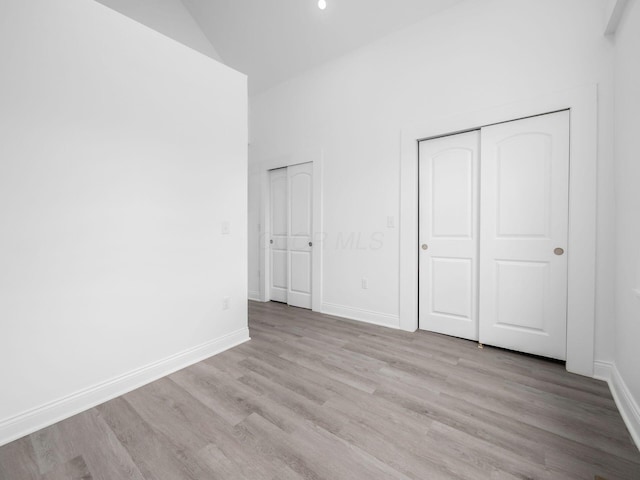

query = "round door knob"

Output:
[[270, 239, 274, 244], [554, 247, 565, 256], [421, 244, 429, 251], [308, 241, 313, 247]]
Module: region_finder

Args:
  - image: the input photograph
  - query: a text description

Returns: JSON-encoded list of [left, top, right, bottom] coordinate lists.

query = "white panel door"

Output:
[[419, 131, 480, 340], [287, 162, 313, 309], [479, 111, 570, 360], [269, 168, 288, 303]]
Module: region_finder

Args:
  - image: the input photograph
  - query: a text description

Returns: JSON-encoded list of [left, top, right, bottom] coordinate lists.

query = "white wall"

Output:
[[95, 0, 224, 62], [0, 0, 247, 445], [613, 0, 640, 429], [248, 160, 263, 301], [249, 0, 616, 360]]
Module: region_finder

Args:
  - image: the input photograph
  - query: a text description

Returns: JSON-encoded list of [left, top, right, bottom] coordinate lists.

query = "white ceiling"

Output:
[[181, 0, 466, 95]]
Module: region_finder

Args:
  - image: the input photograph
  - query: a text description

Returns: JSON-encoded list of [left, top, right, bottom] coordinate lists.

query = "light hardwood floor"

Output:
[[1, 301, 639, 479]]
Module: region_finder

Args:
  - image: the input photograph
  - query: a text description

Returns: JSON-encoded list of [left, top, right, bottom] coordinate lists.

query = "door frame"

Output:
[[400, 85, 598, 376], [258, 150, 323, 312]]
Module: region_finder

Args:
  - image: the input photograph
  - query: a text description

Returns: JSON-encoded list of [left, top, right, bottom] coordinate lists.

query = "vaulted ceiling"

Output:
[[96, 0, 466, 95], [182, 0, 465, 94]]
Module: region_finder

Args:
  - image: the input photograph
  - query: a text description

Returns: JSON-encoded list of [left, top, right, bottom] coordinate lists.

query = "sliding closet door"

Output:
[[479, 111, 570, 360], [269, 168, 288, 303], [287, 162, 313, 309], [419, 131, 480, 340]]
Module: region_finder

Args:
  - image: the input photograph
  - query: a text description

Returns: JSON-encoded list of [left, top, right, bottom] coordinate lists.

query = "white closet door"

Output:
[[419, 131, 480, 340], [479, 111, 570, 360], [287, 162, 313, 309], [269, 168, 288, 303]]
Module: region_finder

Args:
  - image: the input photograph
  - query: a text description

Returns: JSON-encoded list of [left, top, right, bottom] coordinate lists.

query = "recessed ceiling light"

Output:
[[318, 0, 327, 10]]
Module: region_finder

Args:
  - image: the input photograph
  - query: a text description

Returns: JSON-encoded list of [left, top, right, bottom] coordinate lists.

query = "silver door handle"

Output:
[[309, 242, 313, 247], [554, 247, 564, 256], [421, 244, 428, 251], [270, 239, 273, 244]]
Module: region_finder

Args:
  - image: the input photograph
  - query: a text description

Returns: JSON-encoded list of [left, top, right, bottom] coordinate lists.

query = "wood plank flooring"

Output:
[[1, 300, 639, 479]]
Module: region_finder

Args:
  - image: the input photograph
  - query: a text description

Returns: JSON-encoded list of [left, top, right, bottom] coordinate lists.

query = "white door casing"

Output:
[[419, 131, 480, 340], [269, 168, 288, 303], [287, 162, 313, 309], [259, 150, 322, 312], [401, 86, 597, 376], [479, 111, 570, 360]]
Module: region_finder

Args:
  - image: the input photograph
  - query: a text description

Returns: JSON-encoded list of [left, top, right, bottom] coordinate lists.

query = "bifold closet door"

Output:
[[269, 168, 288, 303], [479, 111, 570, 360], [419, 131, 480, 341], [287, 162, 313, 309]]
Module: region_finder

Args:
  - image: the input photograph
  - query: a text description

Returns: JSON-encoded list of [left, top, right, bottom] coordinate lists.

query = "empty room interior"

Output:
[[1, 0, 640, 478]]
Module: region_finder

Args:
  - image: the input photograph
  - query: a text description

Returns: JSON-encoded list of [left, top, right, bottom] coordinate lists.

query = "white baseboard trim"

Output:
[[0, 327, 250, 447], [248, 291, 262, 302], [321, 302, 400, 329], [594, 360, 640, 450], [593, 360, 613, 382]]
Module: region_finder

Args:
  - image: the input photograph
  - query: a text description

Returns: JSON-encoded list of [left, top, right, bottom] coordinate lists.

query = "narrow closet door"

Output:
[[479, 110, 570, 360], [419, 131, 480, 340], [269, 168, 288, 303], [287, 162, 313, 309]]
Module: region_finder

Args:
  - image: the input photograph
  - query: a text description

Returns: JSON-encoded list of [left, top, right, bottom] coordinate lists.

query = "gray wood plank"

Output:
[[55, 410, 145, 480], [0, 437, 41, 480], [40, 456, 92, 480]]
